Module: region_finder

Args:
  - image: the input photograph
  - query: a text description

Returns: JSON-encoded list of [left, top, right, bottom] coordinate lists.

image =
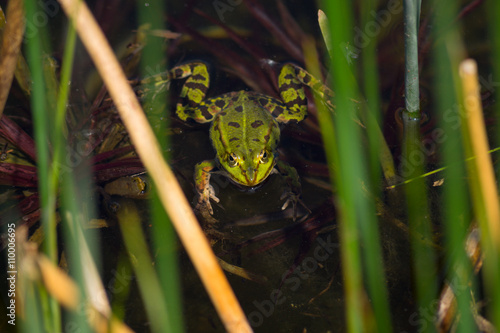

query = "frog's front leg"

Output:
[[194, 160, 220, 215], [274, 160, 309, 221]]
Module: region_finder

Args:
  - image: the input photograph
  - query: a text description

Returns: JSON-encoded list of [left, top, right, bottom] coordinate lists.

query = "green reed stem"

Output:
[[402, 1, 437, 331], [319, 4, 363, 330], [58, 18, 95, 333], [23, 0, 60, 331], [23, 0, 54, 268], [320, 2, 391, 331], [319, 9, 396, 187], [60, 173, 93, 333], [488, 0, 500, 182], [357, 1, 392, 331], [19, 283, 44, 333], [55, 24, 76, 135], [138, 1, 184, 331], [361, 0, 383, 186], [403, 0, 421, 116], [433, 1, 476, 331], [117, 201, 171, 333]]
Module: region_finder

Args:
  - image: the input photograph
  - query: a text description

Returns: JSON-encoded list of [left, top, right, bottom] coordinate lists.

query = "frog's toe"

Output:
[[207, 184, 220, 203], [196, 185, 220, 215], [280, 193, 294, 211], [196, 196, 214, 215], [280, 191, 309, 221]]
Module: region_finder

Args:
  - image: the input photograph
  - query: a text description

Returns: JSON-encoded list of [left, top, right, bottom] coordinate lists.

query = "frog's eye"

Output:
[[259, 150, 269, 164], [227, 153, 239, 167]]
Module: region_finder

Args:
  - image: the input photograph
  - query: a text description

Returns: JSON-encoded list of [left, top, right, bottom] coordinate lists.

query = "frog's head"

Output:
[[210, 104, 281, 187], [219, 148, 276, 187]]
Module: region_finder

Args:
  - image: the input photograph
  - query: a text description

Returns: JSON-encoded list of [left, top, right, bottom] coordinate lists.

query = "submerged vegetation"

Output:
[[0, 0, 498, 332]]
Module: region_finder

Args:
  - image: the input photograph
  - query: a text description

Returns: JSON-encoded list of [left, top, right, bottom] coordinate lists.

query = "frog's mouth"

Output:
[[213, 165, 274, 189], [225, 173, 270, 192], [231, 179, 266, 192]]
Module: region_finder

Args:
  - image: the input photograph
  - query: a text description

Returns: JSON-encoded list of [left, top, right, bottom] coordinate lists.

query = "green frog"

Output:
[[168, 62, 327, 220]]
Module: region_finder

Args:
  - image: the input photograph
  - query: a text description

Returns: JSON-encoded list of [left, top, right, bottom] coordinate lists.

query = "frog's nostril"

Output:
[[247, 167, 257, 183]]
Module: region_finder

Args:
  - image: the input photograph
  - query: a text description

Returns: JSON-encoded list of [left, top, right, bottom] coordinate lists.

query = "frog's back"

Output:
[[210, 91, 280, 156]]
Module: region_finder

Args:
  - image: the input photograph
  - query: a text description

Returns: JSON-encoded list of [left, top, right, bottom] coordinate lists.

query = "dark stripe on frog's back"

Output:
[[210, 91, 280, 155]]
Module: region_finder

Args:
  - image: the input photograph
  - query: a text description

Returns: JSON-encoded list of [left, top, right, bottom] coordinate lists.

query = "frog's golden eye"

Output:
[[227, 153, 239, 167], [259, 150, 269, 164]]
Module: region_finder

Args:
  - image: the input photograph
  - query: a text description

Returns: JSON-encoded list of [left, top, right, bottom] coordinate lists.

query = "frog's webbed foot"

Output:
[[195, 183, 220, 215], [275, 160, 308, 221], [280, 189, 310, 222]]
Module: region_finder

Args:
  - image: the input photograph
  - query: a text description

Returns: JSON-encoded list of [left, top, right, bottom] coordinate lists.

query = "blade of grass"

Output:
[[56, 0, 252, 331], [386, 146, 500, 189], [459, 59, 500, 326], [433, 1, 476, 331], [357, 1, 393, 329], [23, 0, 61, 331], [54, 22, 76, 137], [320, 2, 391, 331], [53, 10, 82, 332], [24, 0, 54, 266], [109, 253, 133, 320], [138, 1, 184, 331], [116, 200, 171, 333], [60, 171, 95, 333], [360, 0, 383, 187], [318, 9, 396, 186], [488, 0, 500, 181], [57, 23, 95, 328], [317, 5, 364, 331], [304, 34, 392, 332], [317, 10, 332, 60]]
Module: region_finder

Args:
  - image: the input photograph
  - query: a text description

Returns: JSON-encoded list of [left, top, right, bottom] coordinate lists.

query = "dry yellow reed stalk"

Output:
[[460, 59, 500, 250], [0, 0, 25, 117]]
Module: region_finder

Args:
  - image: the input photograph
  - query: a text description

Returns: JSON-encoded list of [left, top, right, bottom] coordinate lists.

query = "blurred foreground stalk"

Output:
[[320, 2, 391, 332], [433, 0, 476, 330], [137, 1, 184, 331], [23, 0, 60, 331]]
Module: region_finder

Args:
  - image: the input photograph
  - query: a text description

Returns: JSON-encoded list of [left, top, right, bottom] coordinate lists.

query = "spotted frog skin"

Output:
[[168, 62, 329, 219]]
